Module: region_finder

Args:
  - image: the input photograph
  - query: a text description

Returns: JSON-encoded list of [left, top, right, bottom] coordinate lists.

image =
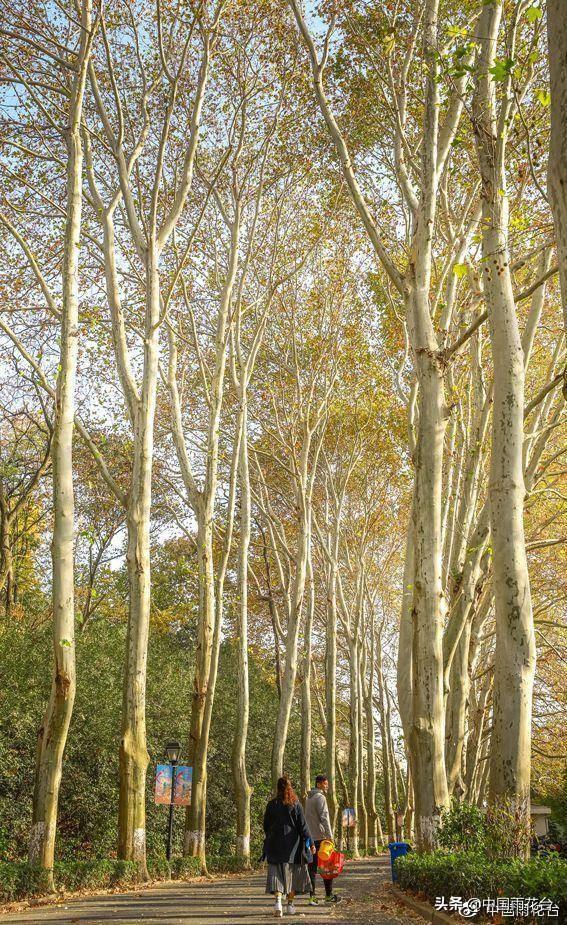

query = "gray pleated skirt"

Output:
[[266, 862, 311, 895]]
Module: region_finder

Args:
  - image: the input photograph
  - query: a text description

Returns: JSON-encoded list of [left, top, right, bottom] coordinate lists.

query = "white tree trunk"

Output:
[[364, 618, 379, 853], [377, 646, 395, 842], [271, 432, 315, 784], [184, 213, 240, 861], [409, 288, 450, 848], [396, 496, 415, 828], [473, 1, 536, 853], [406, 0, 450, 848], [325, 519, 339, 830], [289, 0, 454, 850], [118, 244, 161, 875], [357, 648, 367, 852], [184, 509, 215, 861], [348, 637, 360, 858], [29, 1, 91, 876], [547, 0, 567, 332], [300, 550, 314, 803], [232, 401, 252, 863]]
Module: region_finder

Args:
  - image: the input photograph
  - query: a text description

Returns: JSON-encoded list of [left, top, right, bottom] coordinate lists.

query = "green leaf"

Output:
[[489, 58, 515, 82], [525, 5, 543, 22], [535, 88, 551, 107], [453, 263, 468, 279]]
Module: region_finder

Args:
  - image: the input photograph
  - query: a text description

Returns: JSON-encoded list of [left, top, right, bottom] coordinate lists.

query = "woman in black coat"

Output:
[[263, 776, 314, 917]]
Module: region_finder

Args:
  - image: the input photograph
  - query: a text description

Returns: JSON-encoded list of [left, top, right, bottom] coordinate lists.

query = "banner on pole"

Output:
[[155, 764, 173, 804], [342, 807, 356, 828], [154, 764, 192, 805], [174, 766, 192, 806]]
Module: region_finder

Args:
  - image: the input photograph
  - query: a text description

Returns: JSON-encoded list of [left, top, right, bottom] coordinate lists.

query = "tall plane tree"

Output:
[[287, 0, 483, 846], [83, 0, 224, 872], [547, 0, 567, 333], [0, 0, 96, 878], [472, 0, 536, 850]]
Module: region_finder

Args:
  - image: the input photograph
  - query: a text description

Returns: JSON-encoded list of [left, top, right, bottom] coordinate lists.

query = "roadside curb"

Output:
[[391, 886, 457, 925]]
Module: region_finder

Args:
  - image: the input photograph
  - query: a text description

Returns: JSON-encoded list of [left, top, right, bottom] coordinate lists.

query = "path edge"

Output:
[[391, 886, 457, 925], [0, 867, 256, 919]]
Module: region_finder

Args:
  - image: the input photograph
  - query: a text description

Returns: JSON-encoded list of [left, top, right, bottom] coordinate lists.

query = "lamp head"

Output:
[[165, 740, 181, 763]]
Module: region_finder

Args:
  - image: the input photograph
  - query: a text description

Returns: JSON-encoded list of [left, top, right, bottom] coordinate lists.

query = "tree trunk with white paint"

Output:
[[364, 619, 379, 852], [473, 1, 536, 855], [118, 244, 161, 875], [377, 644, 395, 842], [184, 210, 240, 862], [397, 495, 415, 828], [29, 1, 91, 877], [406, 0, 450, 849], [357, 645, 368, 852], [184, 508, 215, 861], [408, 292, 450, 848], [348, 636, 360, 858], [300, 550, 314, 803], [288, 0, 460, 850], [232, 398, 252, 864], [324, 508, 340, 831]]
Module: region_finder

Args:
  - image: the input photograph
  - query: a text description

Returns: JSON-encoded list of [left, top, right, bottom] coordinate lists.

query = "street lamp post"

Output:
[[165, 740, 181, 862]]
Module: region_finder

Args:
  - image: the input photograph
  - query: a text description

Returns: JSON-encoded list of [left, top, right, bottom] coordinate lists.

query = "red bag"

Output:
[[317, 849, 345, 880]]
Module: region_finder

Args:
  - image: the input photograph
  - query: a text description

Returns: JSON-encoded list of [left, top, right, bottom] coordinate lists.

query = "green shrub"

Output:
[[438, 800, 488, 854], [438, 799, 537, 860], [0, 859, 140, 902], [207, 855, 253, 873], [0, 852, 260, 903], [54, 859, 139, 892], [168, 856, 198, 879], [108, 859, 140, 886], [147, 856, 172, 881], [396, 851, 567, 921], [484, 797, 533, 859], [0, 862, 51, 902]]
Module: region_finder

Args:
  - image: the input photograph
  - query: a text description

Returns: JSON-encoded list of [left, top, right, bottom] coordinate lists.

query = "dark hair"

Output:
[[315, 774, 328, 785], [276, 776, 297, 805]]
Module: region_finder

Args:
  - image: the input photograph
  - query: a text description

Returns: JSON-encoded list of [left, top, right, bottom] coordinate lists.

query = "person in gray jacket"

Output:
[[305, 775, 341, 905]]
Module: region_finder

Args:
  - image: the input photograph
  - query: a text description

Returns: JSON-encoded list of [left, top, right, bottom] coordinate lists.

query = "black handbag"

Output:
[[292, 805, 311, 865]]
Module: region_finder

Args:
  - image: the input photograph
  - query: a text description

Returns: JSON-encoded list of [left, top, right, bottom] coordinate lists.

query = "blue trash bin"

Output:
[[388, 841, 410, 881]]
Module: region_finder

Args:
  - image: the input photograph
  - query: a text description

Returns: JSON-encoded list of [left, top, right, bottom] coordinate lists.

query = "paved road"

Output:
[[0, 858, 413, 925]]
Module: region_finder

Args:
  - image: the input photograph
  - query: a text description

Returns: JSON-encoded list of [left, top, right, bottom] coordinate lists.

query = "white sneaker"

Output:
[[286, 902, 297, 916], [274, 896, 283, 917]]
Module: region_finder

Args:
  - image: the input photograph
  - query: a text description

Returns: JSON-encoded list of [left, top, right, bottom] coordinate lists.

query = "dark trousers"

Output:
[[309, 840, 333, 896]]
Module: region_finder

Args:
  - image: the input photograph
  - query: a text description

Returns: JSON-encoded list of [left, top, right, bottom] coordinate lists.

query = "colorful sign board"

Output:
[[155, 764, 173, 804], [174, 765, 192, 806], [342, 807, 356, 828], [154, 764, 192, 806]]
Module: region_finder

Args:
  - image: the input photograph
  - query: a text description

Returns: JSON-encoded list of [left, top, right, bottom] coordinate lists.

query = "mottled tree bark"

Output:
[[300, 551, 314, 803], [29, 1, 92, 878], [232, 402, 252, 863], [473, 1, 536, 854], [364, 617, 379, 852], [547, 0, 567, 333], [118, 244, 161, 875], [378, 644, 395, 842]]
